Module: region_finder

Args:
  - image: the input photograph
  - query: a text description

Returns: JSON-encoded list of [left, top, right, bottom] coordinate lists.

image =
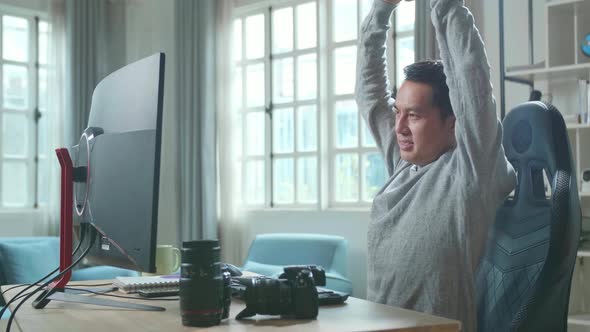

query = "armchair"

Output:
[[242, 233, 353, 294]]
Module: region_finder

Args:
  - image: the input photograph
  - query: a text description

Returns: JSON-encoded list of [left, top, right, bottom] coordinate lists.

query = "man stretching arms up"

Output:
[[355, 0, 516, 330]]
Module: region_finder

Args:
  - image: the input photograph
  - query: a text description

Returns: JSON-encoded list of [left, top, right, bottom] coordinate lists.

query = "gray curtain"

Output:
[[64, 0, 109, 146], [175, 0, 218, 242], [414, 0, 437, 61]]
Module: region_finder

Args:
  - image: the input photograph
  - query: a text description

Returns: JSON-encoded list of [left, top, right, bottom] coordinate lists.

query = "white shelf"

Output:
[[568, 124, 590, 129], [547, 0, 588, 9], [569, 314, 590, 326], [578, 249, 590, 257], [505, 63, 590, 82], [581, 192, 590, 197]]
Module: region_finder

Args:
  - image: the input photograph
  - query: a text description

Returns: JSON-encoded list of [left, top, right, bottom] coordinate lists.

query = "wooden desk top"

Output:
[[2, 281, 460, 332]]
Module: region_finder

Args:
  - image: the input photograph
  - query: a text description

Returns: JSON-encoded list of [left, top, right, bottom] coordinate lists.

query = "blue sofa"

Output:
[[0, 237, 138, 319]]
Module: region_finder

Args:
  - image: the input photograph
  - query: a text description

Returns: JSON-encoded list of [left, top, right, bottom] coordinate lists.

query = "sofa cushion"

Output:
[[0, 238, 60, 285], [71, 266, 138, 280]]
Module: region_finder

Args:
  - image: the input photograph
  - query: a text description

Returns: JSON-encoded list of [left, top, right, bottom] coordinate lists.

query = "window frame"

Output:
[[0, 4, 47, 211], [234, 0, 322, 210], [268, 2, 321, 209], [327, 0, 380, 208], [231, 0, 414, 211]]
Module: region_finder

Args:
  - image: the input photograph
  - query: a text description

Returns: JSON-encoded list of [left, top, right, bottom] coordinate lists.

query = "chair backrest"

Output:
[[476, 102, 581, 332]]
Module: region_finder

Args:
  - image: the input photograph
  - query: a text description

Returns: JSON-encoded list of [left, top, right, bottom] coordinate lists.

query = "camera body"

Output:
[[235, 266, 321, 320], [279, 265, 326, 286]]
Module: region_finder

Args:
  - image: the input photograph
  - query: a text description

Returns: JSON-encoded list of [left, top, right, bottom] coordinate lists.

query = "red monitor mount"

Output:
[[32, 148, 162, 311]]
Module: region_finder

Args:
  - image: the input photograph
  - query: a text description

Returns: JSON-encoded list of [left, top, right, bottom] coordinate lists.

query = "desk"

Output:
[[2, 281, 460, 332]]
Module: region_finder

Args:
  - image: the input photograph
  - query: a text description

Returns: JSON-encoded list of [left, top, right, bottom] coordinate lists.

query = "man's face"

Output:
[[394, 80, 456, 166]]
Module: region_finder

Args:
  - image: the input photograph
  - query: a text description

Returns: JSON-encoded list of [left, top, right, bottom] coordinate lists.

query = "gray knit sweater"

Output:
[[355, 1, 516, 331]]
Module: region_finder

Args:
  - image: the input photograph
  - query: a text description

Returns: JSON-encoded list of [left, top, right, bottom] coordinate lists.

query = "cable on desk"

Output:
[[0, 224, 89, 319], [2, 282, 113, 296], [6, 225, 95, 332], [8, 286, 117, 305], [62, 287, 179, 301], [62, 283, 113, 287]]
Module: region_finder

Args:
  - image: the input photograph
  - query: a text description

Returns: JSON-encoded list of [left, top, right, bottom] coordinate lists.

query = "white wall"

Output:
[[124, 0, 179, 247], [0, 0, 46, 12]]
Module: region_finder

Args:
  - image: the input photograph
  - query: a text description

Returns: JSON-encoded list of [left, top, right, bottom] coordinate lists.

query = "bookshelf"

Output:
[[505, 63, 590, 82]]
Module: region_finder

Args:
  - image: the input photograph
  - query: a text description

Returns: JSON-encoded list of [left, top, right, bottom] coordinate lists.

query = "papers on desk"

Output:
[[113, 275, 179, 293]]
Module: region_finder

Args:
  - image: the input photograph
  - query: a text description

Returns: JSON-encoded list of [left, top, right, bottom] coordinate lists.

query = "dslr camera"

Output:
[[235, 265, 326, 320]]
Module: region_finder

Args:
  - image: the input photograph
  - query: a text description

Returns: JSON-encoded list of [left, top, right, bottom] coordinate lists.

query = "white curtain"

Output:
[[64, 0, 109, 147], [215, 0, 244, 265], [39, 0, 115, 235], [175, 0, 226, 243], [38, 0, 67, 236], [415, 0, 436, 61]]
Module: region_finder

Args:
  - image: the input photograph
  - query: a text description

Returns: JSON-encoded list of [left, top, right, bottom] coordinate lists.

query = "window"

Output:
[[392, 1, 415, 88], [0, 11, 48, 209], [232, 0, 415, 209]]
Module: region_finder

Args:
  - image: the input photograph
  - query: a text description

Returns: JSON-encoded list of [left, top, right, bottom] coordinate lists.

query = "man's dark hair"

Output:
[[403, 60, 454, 120]]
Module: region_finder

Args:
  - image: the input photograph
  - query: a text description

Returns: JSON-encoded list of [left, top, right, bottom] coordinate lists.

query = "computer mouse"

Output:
[[222, 263, 243, 276]]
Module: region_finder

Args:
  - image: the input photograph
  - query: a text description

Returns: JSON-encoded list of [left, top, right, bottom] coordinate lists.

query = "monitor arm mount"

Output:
[[31, 148, 163, 311]]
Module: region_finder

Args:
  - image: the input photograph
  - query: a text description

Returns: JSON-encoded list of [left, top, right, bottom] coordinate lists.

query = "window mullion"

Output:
[[389, 9, 397, 90], [240, 18, 246, 206], [0, 13, 3, 207], [292, 4, 299, 205], [356, 0, 362, 204], [32, 16, 39, 208], [265, 7, 273, 208], [318, 0, 330, 210]]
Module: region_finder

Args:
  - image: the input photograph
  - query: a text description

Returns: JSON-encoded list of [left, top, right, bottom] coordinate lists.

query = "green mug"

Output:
[[152, 245, 181, 275]]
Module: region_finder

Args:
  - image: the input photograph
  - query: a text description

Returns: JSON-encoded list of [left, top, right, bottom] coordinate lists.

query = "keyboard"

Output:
[[316, 287, 349, 305]]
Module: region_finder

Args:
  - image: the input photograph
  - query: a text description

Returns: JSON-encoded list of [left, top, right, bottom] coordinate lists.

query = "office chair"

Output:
[[476, 101, 581, 331], [242, 233, 353, 294]]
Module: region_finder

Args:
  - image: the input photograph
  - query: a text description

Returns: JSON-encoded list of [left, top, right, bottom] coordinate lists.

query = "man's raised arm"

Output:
[[430, 0, 505, 178], [355, 0, 400, 175]]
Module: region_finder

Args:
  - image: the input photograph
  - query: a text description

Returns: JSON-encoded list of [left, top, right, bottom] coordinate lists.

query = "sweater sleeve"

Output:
[[355, 0, 399, 176], [430, 0, 504, 180]]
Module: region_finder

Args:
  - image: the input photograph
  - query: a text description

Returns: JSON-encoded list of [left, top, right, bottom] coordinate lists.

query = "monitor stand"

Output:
[[32, 148, 163, 312]]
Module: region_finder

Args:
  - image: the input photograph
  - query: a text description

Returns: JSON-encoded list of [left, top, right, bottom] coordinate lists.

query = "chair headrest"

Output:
[[503, 101, 572, 175]]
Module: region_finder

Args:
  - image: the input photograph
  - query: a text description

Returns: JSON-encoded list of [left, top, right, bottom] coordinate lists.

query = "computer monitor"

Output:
[[72, 53, 165, 273]]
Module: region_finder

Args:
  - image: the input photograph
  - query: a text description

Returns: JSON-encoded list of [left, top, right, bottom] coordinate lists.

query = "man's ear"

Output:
[[446, 115, 456, 131]]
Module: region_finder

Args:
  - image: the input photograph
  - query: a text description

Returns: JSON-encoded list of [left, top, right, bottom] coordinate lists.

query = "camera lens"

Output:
[[244, 277, 293, 315], [180, 240, 225, 327]]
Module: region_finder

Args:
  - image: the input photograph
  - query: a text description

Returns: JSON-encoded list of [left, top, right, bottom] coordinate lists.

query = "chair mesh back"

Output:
[[475, 102, 581, 332]]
